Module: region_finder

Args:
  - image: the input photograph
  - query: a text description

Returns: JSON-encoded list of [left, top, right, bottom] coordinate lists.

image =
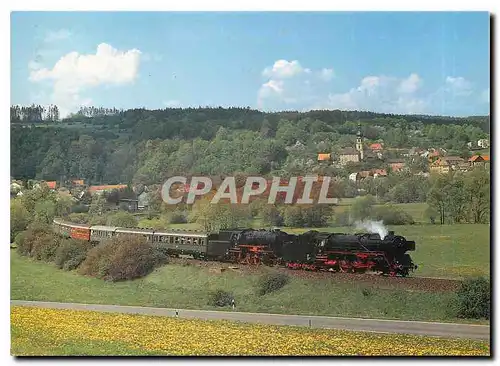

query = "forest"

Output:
[[10, 105, 490, 186]]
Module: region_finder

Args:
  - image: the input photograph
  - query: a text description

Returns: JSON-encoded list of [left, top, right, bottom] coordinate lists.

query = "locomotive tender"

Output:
[[53, 218, 417, 277]]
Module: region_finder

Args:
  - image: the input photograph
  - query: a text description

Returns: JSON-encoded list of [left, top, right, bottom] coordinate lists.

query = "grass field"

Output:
[[11, 306, 490, 356], [10, 251, 486, 324]]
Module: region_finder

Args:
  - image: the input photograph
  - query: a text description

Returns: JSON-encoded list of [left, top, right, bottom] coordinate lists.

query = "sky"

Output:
[[10, 11, 490, 117]]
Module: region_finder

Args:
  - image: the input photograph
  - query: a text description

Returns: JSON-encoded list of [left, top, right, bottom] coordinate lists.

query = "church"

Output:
[[337, 123, 379, 166]]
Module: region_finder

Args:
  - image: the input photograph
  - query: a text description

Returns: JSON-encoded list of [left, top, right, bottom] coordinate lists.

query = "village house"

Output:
[[429, 156, 466, 174], [71, 179, 85, 187], [478, 139, 490, 149], [371, 168, 388, 178], [468, 154, 490, 168], [317, 153, 331, 162], [369, 143, 383, 152], [88, 184, 128, 196], [44, 181, 57, 190], [387, 159, 406, 173], [349, 169, 387, 182], [339, 147, 360, 165]]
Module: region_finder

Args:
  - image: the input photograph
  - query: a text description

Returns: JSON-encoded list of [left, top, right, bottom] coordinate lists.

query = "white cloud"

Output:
[[319, 68, 335, 82], [29, 43, 142, 117], [262, 60, 305, 79], [44, 29, 72, 43], [258, 59, 333, 109], [28, 60, 42, 71], [445, 76, 473, 96], [397, 73, 422, 94], [163, 100, 181, 108], [322, 73, 427, 114], [480, 88, 490, 103]]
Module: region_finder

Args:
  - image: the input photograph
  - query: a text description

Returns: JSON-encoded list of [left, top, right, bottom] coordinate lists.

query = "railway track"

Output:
[[168, 257, 462, 293]]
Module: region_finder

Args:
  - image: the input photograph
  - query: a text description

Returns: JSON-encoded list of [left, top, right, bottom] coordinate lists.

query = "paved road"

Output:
[[11, 300, 490, 341]]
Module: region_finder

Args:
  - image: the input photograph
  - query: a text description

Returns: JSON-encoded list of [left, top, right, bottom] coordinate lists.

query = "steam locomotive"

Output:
[[53, 219, 418, 277]]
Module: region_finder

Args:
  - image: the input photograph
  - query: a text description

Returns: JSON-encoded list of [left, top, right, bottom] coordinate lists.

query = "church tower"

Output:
[[355, 122, 364, 161]]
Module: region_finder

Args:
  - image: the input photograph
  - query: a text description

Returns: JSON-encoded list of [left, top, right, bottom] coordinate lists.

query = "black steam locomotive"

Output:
[[209, 228, 417, 277]]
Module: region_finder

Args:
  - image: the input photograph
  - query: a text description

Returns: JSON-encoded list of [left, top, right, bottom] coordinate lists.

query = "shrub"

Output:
[[106, 211, 138, 228], [208, 289, 234, 307], [78, 235, 168, 281], [71, 204, 89, 214], [30, 231, 61, 262], [89, 215, 107, 225], [54, 239, 93, 271], [260, 205, 284, 227], [13, 231, 26, 249], [372, 205, 415, 225], [454, 277, 490, 319], [68, 213, 90, 224], [168, 211, 188, 224], [10, 199, 30, 242], [258, 273, 290, 296], [282, 206, 303, 227], [334, 209, 351, 226], [16, 223, 56, 258]]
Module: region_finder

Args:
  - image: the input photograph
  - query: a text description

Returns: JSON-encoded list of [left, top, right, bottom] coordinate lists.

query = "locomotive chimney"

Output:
[[388, 231, 395, 237]]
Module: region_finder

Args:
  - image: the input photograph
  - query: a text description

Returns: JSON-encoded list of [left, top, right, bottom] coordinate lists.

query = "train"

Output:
[[53, 218, 418, 277]]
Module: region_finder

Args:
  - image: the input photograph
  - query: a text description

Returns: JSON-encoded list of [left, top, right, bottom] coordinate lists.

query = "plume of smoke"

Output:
[[354, 220, 389, 239]]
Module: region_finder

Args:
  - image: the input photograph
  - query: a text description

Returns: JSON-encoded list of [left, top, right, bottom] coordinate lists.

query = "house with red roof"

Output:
[[45, 181, 57, 189], [469, 155, 490, 167]]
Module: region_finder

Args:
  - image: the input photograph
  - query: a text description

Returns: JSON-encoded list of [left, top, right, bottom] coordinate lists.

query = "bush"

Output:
[[16, 223, 56, 259], [71, 204, 89, 214], [68, 213, 90, 224], [258, 273, 290, 296], [168, 211, 188, 224], [454, 277, 490, 319], [334, 209, 352, 226], [106, 211, 138, 228], [208, 289, 234, 307], [10, 199, 30, 242], [282, 206, 303, 227], [54, 239, 93, 271], [78, 235, 168, 281], [260, 205, 284, 227], [30, 231, 61, 262], [372, 205, 415, 225], [89, 215, 107, 225], [13, 231, 26, 249]]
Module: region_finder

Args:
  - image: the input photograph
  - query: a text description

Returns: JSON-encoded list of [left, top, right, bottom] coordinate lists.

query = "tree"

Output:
[[427, 174, 452, 225], [351, 195, 375, 221], [89, 195, 108, 216], [10, 199, 30, 242], [260, 204, 284, 227], [191, 198, 250, 232], [281, 205, 303, 227], [33, 200, 57, 225], [464, 168, 490, 224]]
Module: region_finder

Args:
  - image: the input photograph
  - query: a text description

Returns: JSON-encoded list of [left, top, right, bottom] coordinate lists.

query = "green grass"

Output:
[[10, 251, 486, 324]]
